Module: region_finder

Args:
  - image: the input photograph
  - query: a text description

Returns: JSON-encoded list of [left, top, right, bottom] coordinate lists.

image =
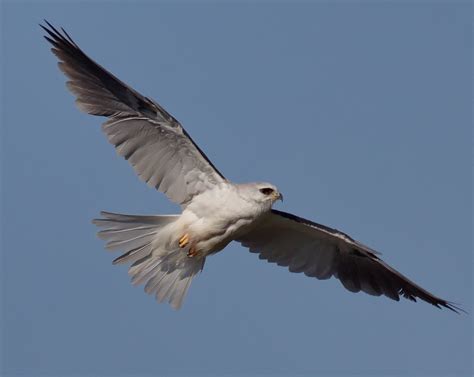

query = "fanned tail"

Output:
[[93, 211, 204, 309], [129, 247, 204, 310]]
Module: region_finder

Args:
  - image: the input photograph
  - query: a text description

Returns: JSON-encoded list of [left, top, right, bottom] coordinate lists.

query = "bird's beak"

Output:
[[274, 192, 283, 202]]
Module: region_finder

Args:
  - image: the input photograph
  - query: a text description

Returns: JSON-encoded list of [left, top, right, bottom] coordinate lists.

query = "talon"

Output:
[[178, 234, 189, 248], [187, 247, 198, 258]]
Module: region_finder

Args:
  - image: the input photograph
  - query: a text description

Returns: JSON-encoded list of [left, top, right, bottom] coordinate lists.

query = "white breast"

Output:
[[180, 183, 262, 255]]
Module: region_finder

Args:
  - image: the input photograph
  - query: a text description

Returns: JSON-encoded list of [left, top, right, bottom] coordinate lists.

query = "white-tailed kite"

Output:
[[42, 21, 461, 312]]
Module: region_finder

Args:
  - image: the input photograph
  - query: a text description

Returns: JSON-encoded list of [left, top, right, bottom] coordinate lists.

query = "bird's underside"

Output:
[[42, 21, 463, 312]]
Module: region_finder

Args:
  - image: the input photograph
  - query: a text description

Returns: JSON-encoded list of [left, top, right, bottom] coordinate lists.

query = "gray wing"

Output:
[[238, 209, 461, 313], [42, 21, 226, 206]]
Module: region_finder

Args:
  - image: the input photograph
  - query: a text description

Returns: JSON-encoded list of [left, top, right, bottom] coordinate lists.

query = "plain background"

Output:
[[1, 1, 472, 376]]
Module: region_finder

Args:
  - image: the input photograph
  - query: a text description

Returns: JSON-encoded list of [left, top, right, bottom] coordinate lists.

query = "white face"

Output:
[[255, 183, 283, 204], [236, 183, 283, 210]]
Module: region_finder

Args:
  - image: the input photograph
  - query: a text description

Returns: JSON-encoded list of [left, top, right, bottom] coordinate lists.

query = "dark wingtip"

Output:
[[39, 21, 52, 39], [442, 301, 467, 315], [40, 20, 76, 48], [40, 19, 58, 36], [40, 20, 60, 44], [39, 19, 50, 29]]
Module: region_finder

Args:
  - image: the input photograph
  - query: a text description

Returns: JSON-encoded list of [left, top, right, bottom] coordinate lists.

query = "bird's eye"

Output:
[[259, 188, 274, 196]]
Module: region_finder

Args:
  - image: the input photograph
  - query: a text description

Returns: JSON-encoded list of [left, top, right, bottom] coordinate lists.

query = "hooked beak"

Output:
[[273, 192, 284, 202]]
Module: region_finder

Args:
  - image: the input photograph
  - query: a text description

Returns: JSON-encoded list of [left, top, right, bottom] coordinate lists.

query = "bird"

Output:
[[41, 21, 461, 312]]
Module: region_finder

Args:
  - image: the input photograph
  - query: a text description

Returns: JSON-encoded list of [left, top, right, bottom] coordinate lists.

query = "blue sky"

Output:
[[1, 2, 472, 376]]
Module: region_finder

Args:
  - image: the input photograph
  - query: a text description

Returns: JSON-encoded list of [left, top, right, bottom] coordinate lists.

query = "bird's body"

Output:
[[94, 182, 280, 308], [42, 21, 462, 312], [160, 182, 278, 258]]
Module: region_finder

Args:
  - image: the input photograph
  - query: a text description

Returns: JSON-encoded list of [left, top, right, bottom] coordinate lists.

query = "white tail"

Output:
[[93, 211, 204, 309]]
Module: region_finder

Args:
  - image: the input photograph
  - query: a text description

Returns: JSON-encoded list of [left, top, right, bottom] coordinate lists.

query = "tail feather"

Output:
[[112, 244, 151, 265], [156, 268, 182, 302], [129, 248, 204, 309], [93, 210, 204, 309], [144, 272, 165, 294], [98, 225, 159, 245], [96, 211, 174, 224], [105, 230, 158, 251], [93, 211, 176, 264], [130, 255, 163, 285], [170, 274, 194, 309]]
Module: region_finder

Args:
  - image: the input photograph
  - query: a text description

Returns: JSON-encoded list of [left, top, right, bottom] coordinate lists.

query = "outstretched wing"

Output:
[[238, 209, 462, 313], [41, 21, 226, 207]]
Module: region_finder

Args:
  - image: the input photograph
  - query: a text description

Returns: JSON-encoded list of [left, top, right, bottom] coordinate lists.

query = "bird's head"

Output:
[[237, 182, 283, 209], [256, 183, 283, 204], [247, 183, 283, 211]]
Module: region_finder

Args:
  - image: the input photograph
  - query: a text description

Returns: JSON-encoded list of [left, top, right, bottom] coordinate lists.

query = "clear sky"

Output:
[[1, 1, 472, 376]]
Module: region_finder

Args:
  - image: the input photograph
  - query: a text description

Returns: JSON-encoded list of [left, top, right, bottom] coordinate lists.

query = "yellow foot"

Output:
[[178, 234, 189, 248], [187, 247, 198, 258]]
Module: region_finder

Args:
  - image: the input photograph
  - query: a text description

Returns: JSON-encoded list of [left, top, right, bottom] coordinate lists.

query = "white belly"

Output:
[[174, 184, 263, 256]]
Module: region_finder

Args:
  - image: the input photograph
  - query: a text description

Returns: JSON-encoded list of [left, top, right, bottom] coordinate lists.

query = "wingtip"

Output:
[[39, 21, 51, 37], [39, 19, 49, 29], [40, 19, 57, 35], [40, 20, 77, 48], [43, 19, 53, 28], [443, 301, 467, 315]]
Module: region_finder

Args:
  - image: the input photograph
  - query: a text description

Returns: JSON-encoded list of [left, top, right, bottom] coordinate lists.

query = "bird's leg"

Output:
[[178, 234, 189, 248], [187, 245, 198, 258], [179, 233, 198, 257]]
